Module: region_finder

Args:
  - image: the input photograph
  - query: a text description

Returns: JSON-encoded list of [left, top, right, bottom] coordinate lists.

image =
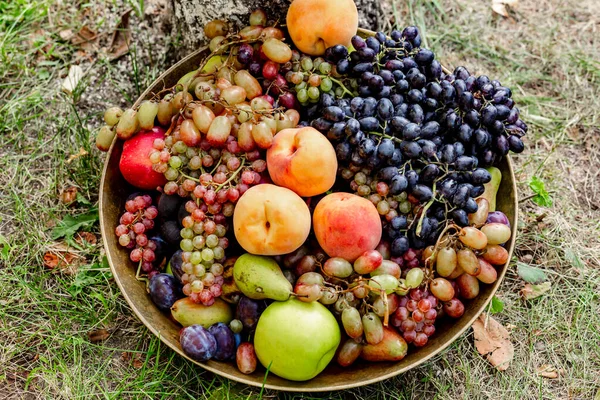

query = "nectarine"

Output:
[[119, 127, 167, 190], [313, 193, 382, 262], [266, 127, 337, 197], [233, 184, 311, 255], [286, 0, 358, 56]]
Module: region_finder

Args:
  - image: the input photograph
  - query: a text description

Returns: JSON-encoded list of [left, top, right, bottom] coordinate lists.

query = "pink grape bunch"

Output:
[[114, 194, 161, 278]]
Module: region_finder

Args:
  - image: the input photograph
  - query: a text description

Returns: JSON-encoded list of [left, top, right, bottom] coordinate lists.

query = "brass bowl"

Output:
[[99, 45, 518, 392]]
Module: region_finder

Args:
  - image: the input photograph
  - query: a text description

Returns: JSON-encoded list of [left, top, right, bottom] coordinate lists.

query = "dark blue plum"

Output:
[[208, 323, 236, 361], [180, 325, 217, 362], [148, 273, 182, 312]]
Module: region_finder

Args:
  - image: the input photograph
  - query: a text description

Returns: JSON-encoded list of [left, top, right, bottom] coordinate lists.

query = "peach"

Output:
[[119, 127, 167, 190], [233, 184, 311, 255], [286, 0, 358, 56], [266, 127, 337, 197], [313, 193, 382, 262]]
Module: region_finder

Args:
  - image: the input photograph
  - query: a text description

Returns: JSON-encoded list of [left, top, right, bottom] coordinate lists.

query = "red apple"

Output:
[[119, 127, 167, 190]]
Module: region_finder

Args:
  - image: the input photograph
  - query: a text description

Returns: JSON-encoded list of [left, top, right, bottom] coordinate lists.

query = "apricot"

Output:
[[266, 127, 337, 197], [313, 193, 382, 262], [233, 184, 311, 255], [286, 0, 358, 56]]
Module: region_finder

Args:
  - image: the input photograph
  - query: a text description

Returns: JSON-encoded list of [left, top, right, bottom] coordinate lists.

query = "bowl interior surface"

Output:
[[99, 47, 518, 392]]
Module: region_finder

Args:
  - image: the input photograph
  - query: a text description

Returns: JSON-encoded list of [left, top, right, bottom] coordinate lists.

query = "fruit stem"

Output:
[[415, 182, 437, 237], [178, 171, 201, 183], [327, 76, 354, 97], [214, 157, 247, 192], [382, 290, 389, 327], [368, 130, 402, 144], [135, 259, 149, 287]]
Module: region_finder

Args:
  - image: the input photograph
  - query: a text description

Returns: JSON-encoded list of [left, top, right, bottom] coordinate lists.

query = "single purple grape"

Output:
[[486, 211, 510, 227]]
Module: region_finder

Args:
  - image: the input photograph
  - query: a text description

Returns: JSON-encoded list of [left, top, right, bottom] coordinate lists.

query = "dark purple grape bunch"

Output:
[[308, 26, 526, 255], [436, 65, 527, 166]]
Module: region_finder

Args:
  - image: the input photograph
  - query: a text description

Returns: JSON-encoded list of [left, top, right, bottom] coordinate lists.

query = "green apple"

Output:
[[254, 298, 340, 381]]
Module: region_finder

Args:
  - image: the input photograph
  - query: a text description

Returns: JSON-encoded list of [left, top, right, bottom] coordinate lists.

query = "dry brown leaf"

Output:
[[536, 364, 559, 379], [59, 186, 78, 204], [59, 29, 73, 41], [43, 242, 86, 275], [88, 328, 110, 342], [472, 313, 514, 371], [107, 9, 132, 60], [76, 232, 97, 245], [66, 148, 88, 164], [121, 351, 132, 362], [492, 0, 519, 17], [71, 25, 98, 52], [132, 357, 144, 369], [521, 281, 552, 300], [6, 371, 30, 382]]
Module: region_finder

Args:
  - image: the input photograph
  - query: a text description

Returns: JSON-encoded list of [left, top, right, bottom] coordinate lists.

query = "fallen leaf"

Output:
[[51, 208, 98, 240], [516, 262, 548, 284], [121, 351, 132, 362], [472, 313, 514, 371], [492, 0, 519, 17], [76, 232, 97, 245], [61, 65, 83, 95], [489, 296, 504, 314], [60, 186, 78, 204], [521, 281, 552, 300], [107, 9, 132, 60], [43, 242, 86, 275], [6, 371, 30, 382], [133, 357, 144, 369], [88, 328, 110, 343], [536, 364, 559, 379], [66, 148, 88, 164], [59, 29, 73, 41], [71, 25, 99, 52]]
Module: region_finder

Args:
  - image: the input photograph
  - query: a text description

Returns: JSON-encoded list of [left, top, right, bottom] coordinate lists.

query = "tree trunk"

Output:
[[170, 0, 386, 55]]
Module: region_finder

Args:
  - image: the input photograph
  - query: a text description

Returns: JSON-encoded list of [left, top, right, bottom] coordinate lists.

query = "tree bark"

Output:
[[170, 0, 385, 55]]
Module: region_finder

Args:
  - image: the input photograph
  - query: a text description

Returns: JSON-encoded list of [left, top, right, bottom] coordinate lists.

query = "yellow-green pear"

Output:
[[233, 254, 292, 301], [478, 167, 502, 211], [171, 297, 233, 327]]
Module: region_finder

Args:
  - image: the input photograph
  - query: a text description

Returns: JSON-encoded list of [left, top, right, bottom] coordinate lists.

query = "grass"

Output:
[[1, 0, 599, 398]]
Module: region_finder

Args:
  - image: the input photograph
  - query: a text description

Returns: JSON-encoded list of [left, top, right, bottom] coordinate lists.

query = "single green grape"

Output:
[[399, 201, 412, 214], [318, 62, 332, 75], [300, 57, 313, 71], [190, 251, 202, 265], [297, 88, 309, 103], [206, 234, 219, 248], [180, 239, 194, 252], [201, 248, 214, 262], [295, 81, 307, 91], [180, 228, 194, 239], [320, 77, 333, 92], [307, 86, 320, 100], [165, 168, 178, 181], [169, 156, 182, 169]]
